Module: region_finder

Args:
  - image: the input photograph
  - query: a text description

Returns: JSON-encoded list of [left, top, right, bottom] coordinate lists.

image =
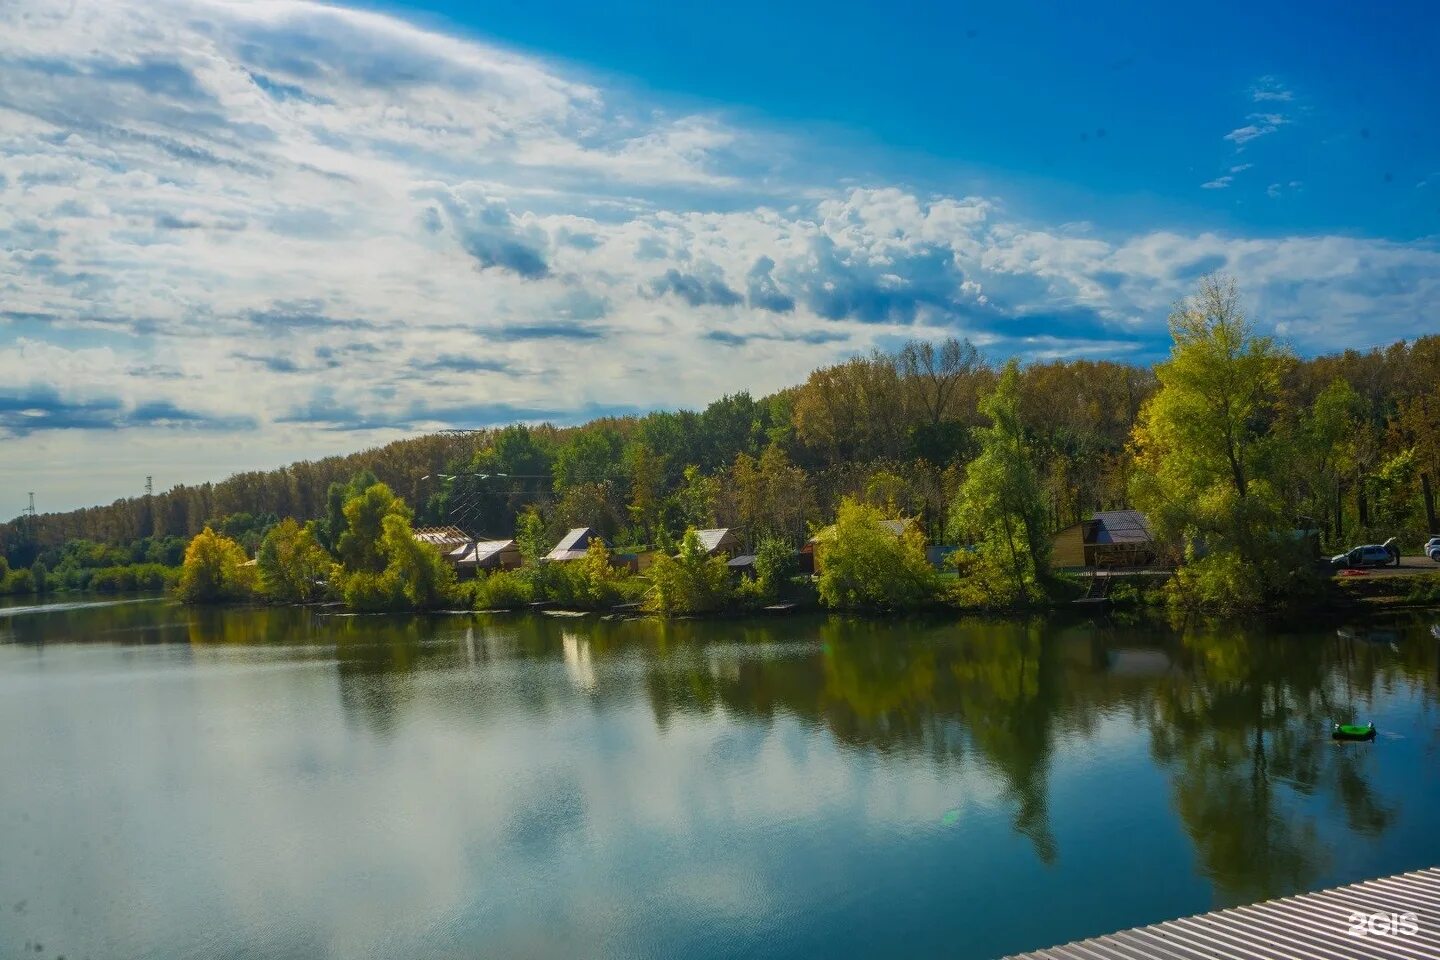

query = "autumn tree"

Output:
[[177, 527, 257, 603]]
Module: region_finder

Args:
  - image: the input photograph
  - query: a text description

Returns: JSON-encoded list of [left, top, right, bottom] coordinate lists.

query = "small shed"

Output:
[[449, 539, 522, 572], [546, 527, 605, 562], [1051, 510, 1157, 569], [727, 554, 758, 578]]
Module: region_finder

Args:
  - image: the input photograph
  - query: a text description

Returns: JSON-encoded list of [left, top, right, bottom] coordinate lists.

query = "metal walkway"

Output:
[[1006, 867, 1440, 960]]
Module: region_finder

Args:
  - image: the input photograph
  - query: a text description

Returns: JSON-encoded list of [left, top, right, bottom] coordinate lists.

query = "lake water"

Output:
[[3, 597, 1439, 960]]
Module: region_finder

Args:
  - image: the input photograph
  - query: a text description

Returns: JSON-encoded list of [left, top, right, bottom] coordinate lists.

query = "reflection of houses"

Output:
[[1051, 510, 1158, 569], [545, 527, 605, 562], [801, 518, 921, 574]]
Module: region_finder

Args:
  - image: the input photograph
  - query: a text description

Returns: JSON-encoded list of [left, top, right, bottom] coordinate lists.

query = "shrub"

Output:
[[751, 536, 796, 603], [645, 528, 735, 615], [1, 568, 37, 595], [817, 499, 938, 611], [471, 569, 533, 609]]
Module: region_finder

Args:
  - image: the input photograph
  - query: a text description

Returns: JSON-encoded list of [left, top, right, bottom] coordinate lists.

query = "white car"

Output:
[[1426, 537, 1440, 561], [1332, 545, 1397, 569]]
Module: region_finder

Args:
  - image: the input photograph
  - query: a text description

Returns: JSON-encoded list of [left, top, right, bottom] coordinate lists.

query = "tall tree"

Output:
[[1130, 277, 1303, 610], [897, 337, 983, 427], [949, 359, 1051, 602]]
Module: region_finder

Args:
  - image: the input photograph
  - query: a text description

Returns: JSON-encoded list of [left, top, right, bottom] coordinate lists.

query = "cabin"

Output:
[[689, 528, 741, 557], [611, 549, 659, 574], [545, 527, 605, 562], [448, 539, 522, 572], [1050, 509, 1158, 569], [801, 518, 920, 574]]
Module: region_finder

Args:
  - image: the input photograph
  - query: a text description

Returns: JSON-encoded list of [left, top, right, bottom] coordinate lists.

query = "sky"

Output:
[[2, 0, 1438, 514]]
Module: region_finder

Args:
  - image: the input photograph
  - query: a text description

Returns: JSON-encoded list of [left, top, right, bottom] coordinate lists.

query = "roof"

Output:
[[727, 554, 757, 568], [1090, 510, 1154, 545], [694, 528, 735, 553], [447, 539, 517, 566], [808, 517, 914, 543], [546, 527, 602, 561], [412, 525, 472, 548], [1006, 866, 1440, 960]]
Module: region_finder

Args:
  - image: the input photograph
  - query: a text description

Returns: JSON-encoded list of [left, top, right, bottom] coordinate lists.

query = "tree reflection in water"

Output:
[[177, 606, 1438, 901]]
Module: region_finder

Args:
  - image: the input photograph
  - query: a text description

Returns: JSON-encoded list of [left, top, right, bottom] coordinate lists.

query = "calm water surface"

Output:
[[2, 597, 1439, 959]]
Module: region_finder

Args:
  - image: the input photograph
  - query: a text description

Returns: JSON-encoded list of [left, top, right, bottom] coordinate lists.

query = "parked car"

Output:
[[1331, 545, 1398, 569], [1426, 537, 1440, 561]]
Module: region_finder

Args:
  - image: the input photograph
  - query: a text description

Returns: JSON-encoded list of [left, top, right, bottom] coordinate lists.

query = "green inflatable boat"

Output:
[[1332, 722, 1376, 742]]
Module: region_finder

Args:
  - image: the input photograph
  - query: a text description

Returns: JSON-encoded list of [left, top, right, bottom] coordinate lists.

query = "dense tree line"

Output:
[[7, 277, 1440, 611]]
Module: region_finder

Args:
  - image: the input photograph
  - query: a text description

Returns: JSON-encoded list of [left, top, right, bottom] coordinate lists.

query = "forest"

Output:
[[3, 277, 1439, 612]]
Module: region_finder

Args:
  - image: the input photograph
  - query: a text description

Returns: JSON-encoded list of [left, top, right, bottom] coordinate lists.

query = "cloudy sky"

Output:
[[2, 0, 1437, 512]]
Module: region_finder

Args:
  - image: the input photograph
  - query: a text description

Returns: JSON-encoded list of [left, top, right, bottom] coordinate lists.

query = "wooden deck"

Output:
[[1005, 867, 1440, 960]]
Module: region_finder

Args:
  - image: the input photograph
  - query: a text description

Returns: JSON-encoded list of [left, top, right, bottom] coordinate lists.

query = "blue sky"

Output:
[[411, 0, 1440, 237], [1, 0, 1437, 512]]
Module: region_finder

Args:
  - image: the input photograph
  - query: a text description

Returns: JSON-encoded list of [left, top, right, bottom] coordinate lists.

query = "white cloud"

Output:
[[0, 0, 1437, 508], [1200, 176, 1233, 190], [1251, 76, 1294, 102]]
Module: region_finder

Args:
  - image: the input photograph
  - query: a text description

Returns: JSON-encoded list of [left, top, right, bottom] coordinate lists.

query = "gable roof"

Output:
[[807, 517, 915, 543], [694, 528, 737, 554], [448, 539, 518, 566], [1090, 510, 1154, 545], [546, 527, 603, 561]]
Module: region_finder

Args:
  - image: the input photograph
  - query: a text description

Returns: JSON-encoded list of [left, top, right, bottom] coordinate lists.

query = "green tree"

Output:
[[553, 429, 624, 491], [257, 518, 332, 603], [675, 465, 719, 528], [1281, 378, 1362, 545], [321, 470, 378, 552], [817, 498, 936, 610], [646, 528, 735, 615], [1130, 276, 1302, 611], [332, 484, 455, 611], [948, 359, 1051, 603], [337, 483, 410, 574], [751, 535, 797, 602], [177, 527, 257, 603]]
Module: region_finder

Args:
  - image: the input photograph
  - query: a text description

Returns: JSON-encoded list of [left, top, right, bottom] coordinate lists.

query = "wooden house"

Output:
[[690, 528, 741, 557], [545, 527, 605, 562], [1051, 510, 1157, 569]]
